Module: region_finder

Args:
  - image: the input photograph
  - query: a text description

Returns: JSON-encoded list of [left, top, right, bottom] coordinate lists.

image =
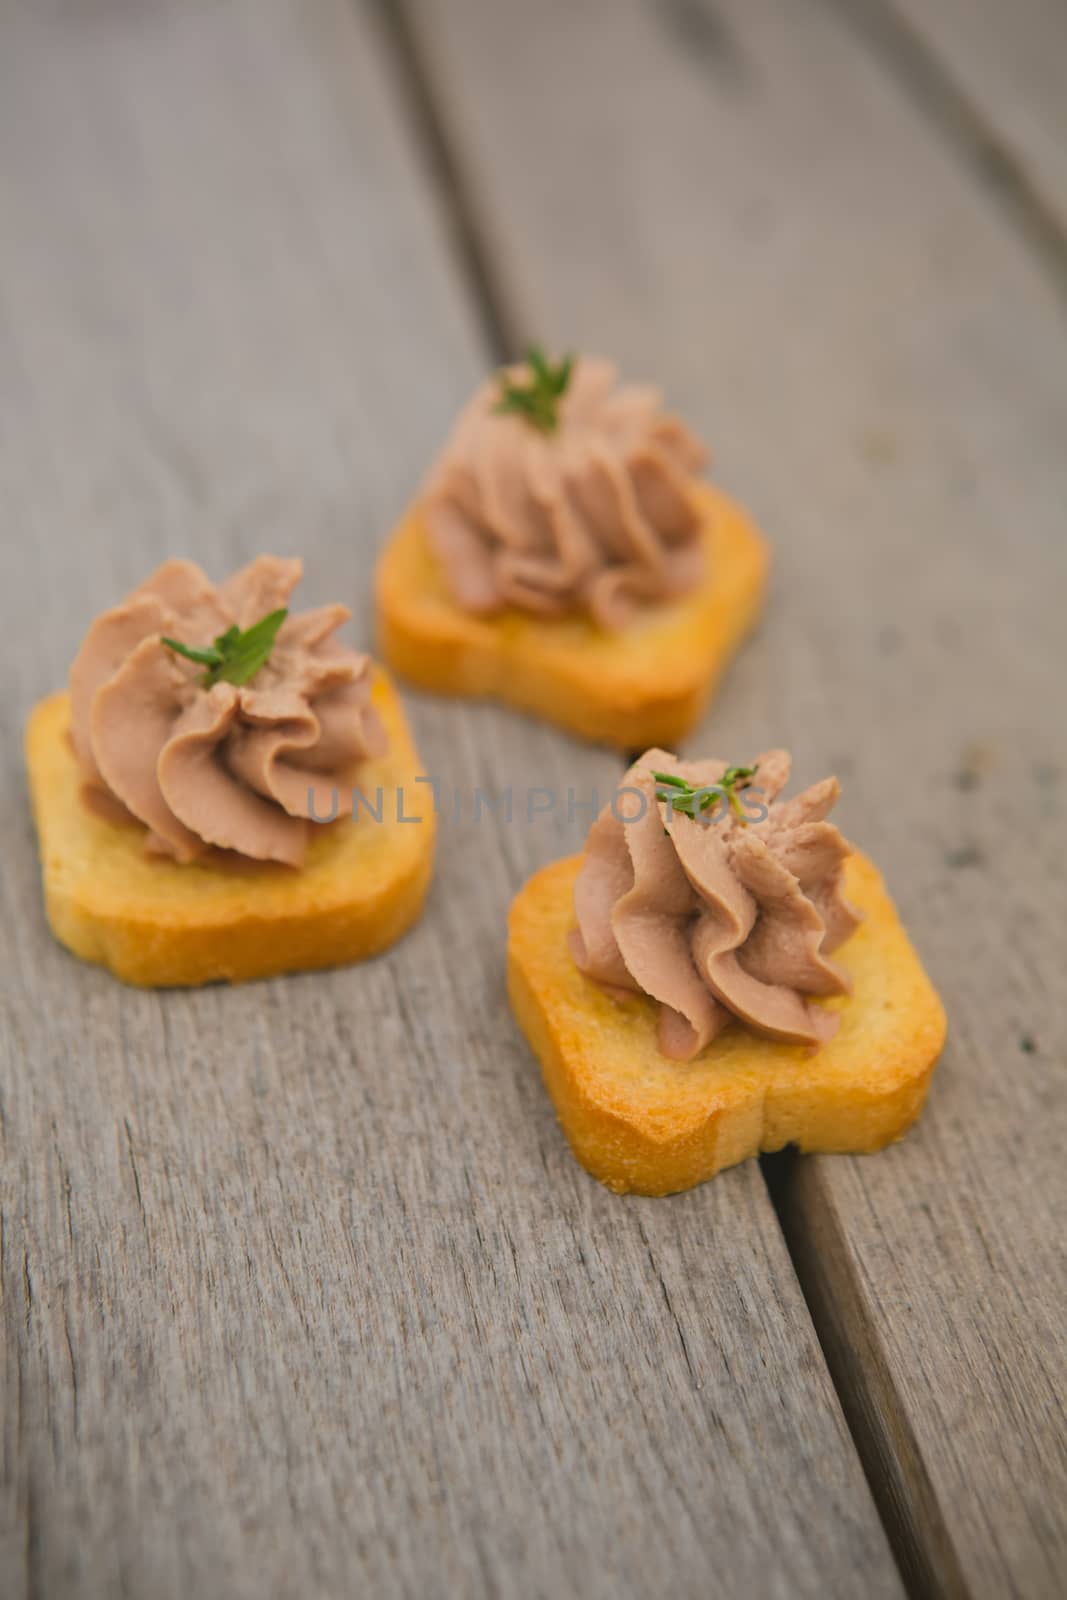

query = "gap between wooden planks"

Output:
[[833, 0, 1067, 272], [398, 0, 1067, 1595], [0, 1, 902, 1596]]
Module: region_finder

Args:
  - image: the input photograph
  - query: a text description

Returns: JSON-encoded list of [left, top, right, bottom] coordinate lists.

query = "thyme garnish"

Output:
[[653, 763, 759, 825], [161, 608, 287, 688], [493, 345, 574, 433]]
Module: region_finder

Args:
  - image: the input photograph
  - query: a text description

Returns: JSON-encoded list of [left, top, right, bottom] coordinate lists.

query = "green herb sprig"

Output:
[[653, 763, 759, 825], [161, 608, 288, 689], [493, 345, 574, 433]]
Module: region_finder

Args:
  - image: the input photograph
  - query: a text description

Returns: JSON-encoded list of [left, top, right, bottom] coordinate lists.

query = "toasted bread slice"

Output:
[[25, 671, 435, 987], [508, 852, 946, 1195], [376, 483, 769, 750]]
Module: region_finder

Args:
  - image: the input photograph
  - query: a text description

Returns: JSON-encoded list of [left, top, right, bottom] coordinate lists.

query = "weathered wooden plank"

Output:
[[404, 0, 1067, 1593], [0, 2, 901, 1596], [858, 0, 1067, 238]]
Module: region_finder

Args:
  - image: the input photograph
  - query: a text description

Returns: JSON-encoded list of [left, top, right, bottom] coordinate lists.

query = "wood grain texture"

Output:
[[0, 1, 901, 1596], [404, 0, 1067, 1593], [862, 0, 1067, 238]]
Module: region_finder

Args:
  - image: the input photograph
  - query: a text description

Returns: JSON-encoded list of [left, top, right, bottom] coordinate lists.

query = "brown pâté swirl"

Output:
[[423, 356, 709, 630], [69, 557, 385, 866], [569, 748, 861, 1056]]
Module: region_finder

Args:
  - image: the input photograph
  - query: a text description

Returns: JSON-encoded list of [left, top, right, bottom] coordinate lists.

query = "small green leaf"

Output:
[[161, 607, 288, 689], [160, 637, 223, 668], [654, 763, 760, 826], [549, 354, 573, 396], [493, 345, 575, 434]]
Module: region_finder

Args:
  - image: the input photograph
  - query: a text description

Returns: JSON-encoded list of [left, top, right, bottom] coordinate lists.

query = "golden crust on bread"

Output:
[[25, 671, 435, 987], [376, 483, 769, 750], [508, 852, 946, 1195]]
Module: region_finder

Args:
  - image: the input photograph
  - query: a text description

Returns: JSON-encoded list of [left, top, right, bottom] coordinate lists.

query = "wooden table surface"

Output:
[[1, 3, 1064, 1596]]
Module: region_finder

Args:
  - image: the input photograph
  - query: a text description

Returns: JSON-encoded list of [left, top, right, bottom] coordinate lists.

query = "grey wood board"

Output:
[[403, 0, 1067, 1594], [0, 2, 902, 1596], [874, 0, 1067, 237]]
